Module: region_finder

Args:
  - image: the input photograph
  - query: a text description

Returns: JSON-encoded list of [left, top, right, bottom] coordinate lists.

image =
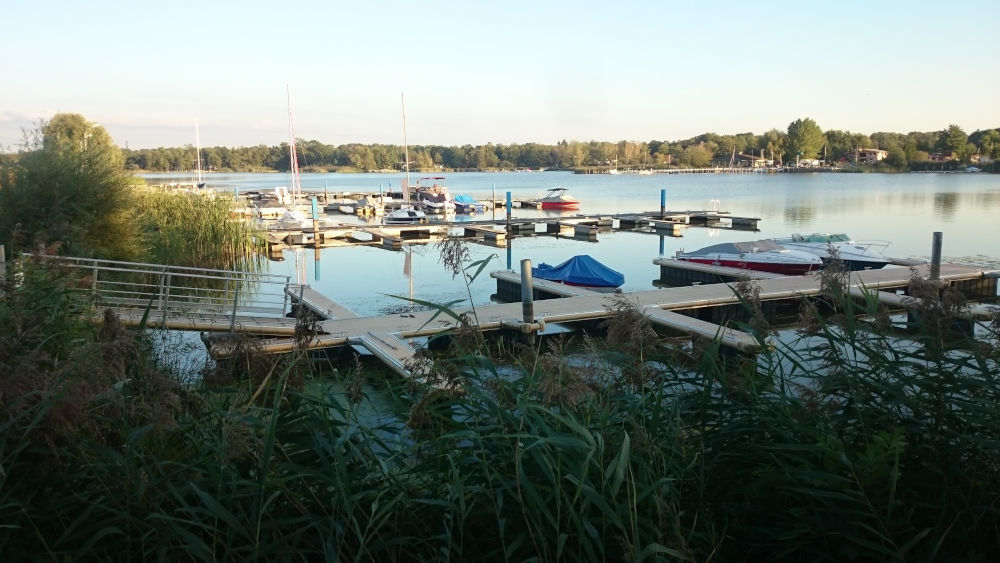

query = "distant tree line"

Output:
[[114, 120, 997, 174]]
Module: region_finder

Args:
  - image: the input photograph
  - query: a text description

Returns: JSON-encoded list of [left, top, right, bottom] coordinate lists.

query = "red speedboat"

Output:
[[534, 187, 580, 210], [675, 240, 823, 275]]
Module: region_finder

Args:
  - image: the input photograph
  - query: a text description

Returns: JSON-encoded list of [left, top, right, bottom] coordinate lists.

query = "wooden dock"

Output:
[[43, 254, 995, 384], [203, 262, 996, 380], [264, 210, 760, 255]]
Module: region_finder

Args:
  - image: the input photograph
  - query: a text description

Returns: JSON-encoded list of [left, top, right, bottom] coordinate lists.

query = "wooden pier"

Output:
[[32, 255, 997, 384], [263, 209, 760, 256], [213, 262, 995, 379]]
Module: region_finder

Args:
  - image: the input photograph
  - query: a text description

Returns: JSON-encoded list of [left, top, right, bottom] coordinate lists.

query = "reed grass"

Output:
[[1, 254, 998, 561]]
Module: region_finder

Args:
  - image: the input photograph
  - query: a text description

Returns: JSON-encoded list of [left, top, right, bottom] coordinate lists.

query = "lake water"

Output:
[[143, 171, 1000, 317]]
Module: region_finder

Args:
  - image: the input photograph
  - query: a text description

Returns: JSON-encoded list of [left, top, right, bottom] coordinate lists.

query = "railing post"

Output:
[[162, 272, 171, 327], [281, 276, 291, 316], [157, 267, 168, 320], [229, 282, 241, 333]]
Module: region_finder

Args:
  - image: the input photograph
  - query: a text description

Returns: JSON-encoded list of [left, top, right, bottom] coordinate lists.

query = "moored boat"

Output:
[[675, 240, 822, 275], [531, 255, 624, 290], [415, 177, 455, 213], [453, 194, 486, 213], [384, 206, 427, 225], [769, 233, 891, 271], [533, 187, 580, 210]]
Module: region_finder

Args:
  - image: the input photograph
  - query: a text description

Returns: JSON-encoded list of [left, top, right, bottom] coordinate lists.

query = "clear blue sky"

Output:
[[2, 0, 997, 150]]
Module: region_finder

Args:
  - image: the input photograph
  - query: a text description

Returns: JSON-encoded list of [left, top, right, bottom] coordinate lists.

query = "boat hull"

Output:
[[676, 257, 818, 275], [540, 201, 579, 210]]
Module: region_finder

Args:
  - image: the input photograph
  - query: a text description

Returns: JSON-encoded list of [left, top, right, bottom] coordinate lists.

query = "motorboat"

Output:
[[415, 177, 455, 213], [453, 194, 486, 214], [384, 205, 427, 225], [533, 187, 580, 210], [355, 195, 386, 217], [674, 240, 822, 275], [769, 233, 891, 271], [531, 255, 624, 290]]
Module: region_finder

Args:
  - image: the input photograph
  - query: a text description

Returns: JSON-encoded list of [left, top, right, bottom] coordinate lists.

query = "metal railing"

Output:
[[28, 255, 292, 332]]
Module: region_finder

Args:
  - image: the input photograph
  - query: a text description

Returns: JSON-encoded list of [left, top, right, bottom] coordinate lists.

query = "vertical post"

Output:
[[660, 188, 666, 219], [492, 183, 497, 220], [506, 191, 513, 270], [659, 234, 665, 256], [229, 282, 241, 333], [161, 272, 171, 328], [930, 231, 942, 280], [281, 276, 291, 316], [520, 259, 534, 324]]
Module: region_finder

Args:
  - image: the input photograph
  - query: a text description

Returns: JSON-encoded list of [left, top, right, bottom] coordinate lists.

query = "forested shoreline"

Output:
[[122, 120, 1000, 173]]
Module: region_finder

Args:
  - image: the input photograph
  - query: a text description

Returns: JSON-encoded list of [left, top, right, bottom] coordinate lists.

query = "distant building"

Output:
[[856, 148, 889, 163], [735, 153, 773, 168], [929, 152, 954, 162]]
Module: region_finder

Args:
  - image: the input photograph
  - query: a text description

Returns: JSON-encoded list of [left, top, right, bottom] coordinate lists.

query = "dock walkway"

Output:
[[212, 262, 996, 379]]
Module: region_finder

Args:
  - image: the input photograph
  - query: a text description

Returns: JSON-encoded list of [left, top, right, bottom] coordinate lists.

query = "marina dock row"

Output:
[[264, 210, 759, 255]]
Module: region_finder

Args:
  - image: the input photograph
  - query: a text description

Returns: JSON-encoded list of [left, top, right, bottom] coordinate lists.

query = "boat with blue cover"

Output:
[[531, 255, 625, 290]]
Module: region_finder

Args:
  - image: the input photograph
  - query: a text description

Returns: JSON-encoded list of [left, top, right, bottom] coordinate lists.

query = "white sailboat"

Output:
[[195, 120, 205, 188], [384, 93, 427, 225], [276, 85, 311, 228]]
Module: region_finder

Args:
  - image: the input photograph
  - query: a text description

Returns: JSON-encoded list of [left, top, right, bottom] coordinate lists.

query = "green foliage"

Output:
[[787, 117, 825, 160], [0, 114, 140, 260]]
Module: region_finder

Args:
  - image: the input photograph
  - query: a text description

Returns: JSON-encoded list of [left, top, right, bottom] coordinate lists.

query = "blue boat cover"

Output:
[[531, 255, 624, 287], [453, 194, 477, 205]]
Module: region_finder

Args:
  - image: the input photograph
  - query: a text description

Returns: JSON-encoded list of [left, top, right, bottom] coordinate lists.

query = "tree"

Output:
[[786, 118, 825, 161], [0, 113, 139, 259], [936, 124, 969, 161]]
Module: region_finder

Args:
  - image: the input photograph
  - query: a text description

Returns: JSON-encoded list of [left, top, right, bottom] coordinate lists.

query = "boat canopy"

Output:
[[532, 255, 625, 288], [453, 194, 478, 205], [683, 240, 785, 256]]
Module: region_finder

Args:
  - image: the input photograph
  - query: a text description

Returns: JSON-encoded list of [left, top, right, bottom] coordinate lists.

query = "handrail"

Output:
[[25, 255, 292, 331]]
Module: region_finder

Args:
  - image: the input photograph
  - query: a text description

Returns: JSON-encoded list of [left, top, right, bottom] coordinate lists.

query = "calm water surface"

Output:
[[143, 171, 1000, 316]]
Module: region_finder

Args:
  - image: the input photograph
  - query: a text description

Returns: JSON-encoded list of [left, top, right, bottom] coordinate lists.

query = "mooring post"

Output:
[[506, 191, 513, 270], [492, 183, 497, 220], [660, 188, 666, 219], [930, 231, 942, 280], [311, 197, 321, 281], [520, 258, 534, 324]]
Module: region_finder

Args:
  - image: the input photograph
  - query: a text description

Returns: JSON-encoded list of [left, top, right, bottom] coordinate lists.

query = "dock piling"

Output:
[[660, 188, 666, 219], [520, 259, 534, 323], [930, 231, 942, 280]]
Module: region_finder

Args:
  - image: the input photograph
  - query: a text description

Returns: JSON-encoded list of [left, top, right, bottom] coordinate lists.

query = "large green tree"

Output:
[[0, 113, 139, 259], [786, 118, 825, 161]]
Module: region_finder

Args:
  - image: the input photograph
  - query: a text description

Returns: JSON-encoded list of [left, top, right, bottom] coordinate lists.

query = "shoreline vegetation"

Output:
[[2, 112, 999, 560], [118, 118, 999, 175]]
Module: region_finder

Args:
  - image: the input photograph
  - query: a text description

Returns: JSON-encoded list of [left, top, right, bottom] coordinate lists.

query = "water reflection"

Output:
[[934, 192, 959, 221], [783, 206, 817, 225]]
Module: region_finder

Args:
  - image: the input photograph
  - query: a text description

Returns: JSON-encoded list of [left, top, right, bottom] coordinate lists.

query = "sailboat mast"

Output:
[[287, 84, 302, 201], [195, 120, 203, 186], [401, 92, 410, 205]]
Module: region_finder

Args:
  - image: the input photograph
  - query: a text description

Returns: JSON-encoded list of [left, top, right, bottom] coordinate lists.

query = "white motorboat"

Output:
[[769, 233, 892, 270], [532, 187, 580, 210], [384, 206, 427, 225], [675, 240, 823, 275]]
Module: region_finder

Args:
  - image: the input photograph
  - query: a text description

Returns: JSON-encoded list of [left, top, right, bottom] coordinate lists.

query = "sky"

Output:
[[2, 0, 998, 150]]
